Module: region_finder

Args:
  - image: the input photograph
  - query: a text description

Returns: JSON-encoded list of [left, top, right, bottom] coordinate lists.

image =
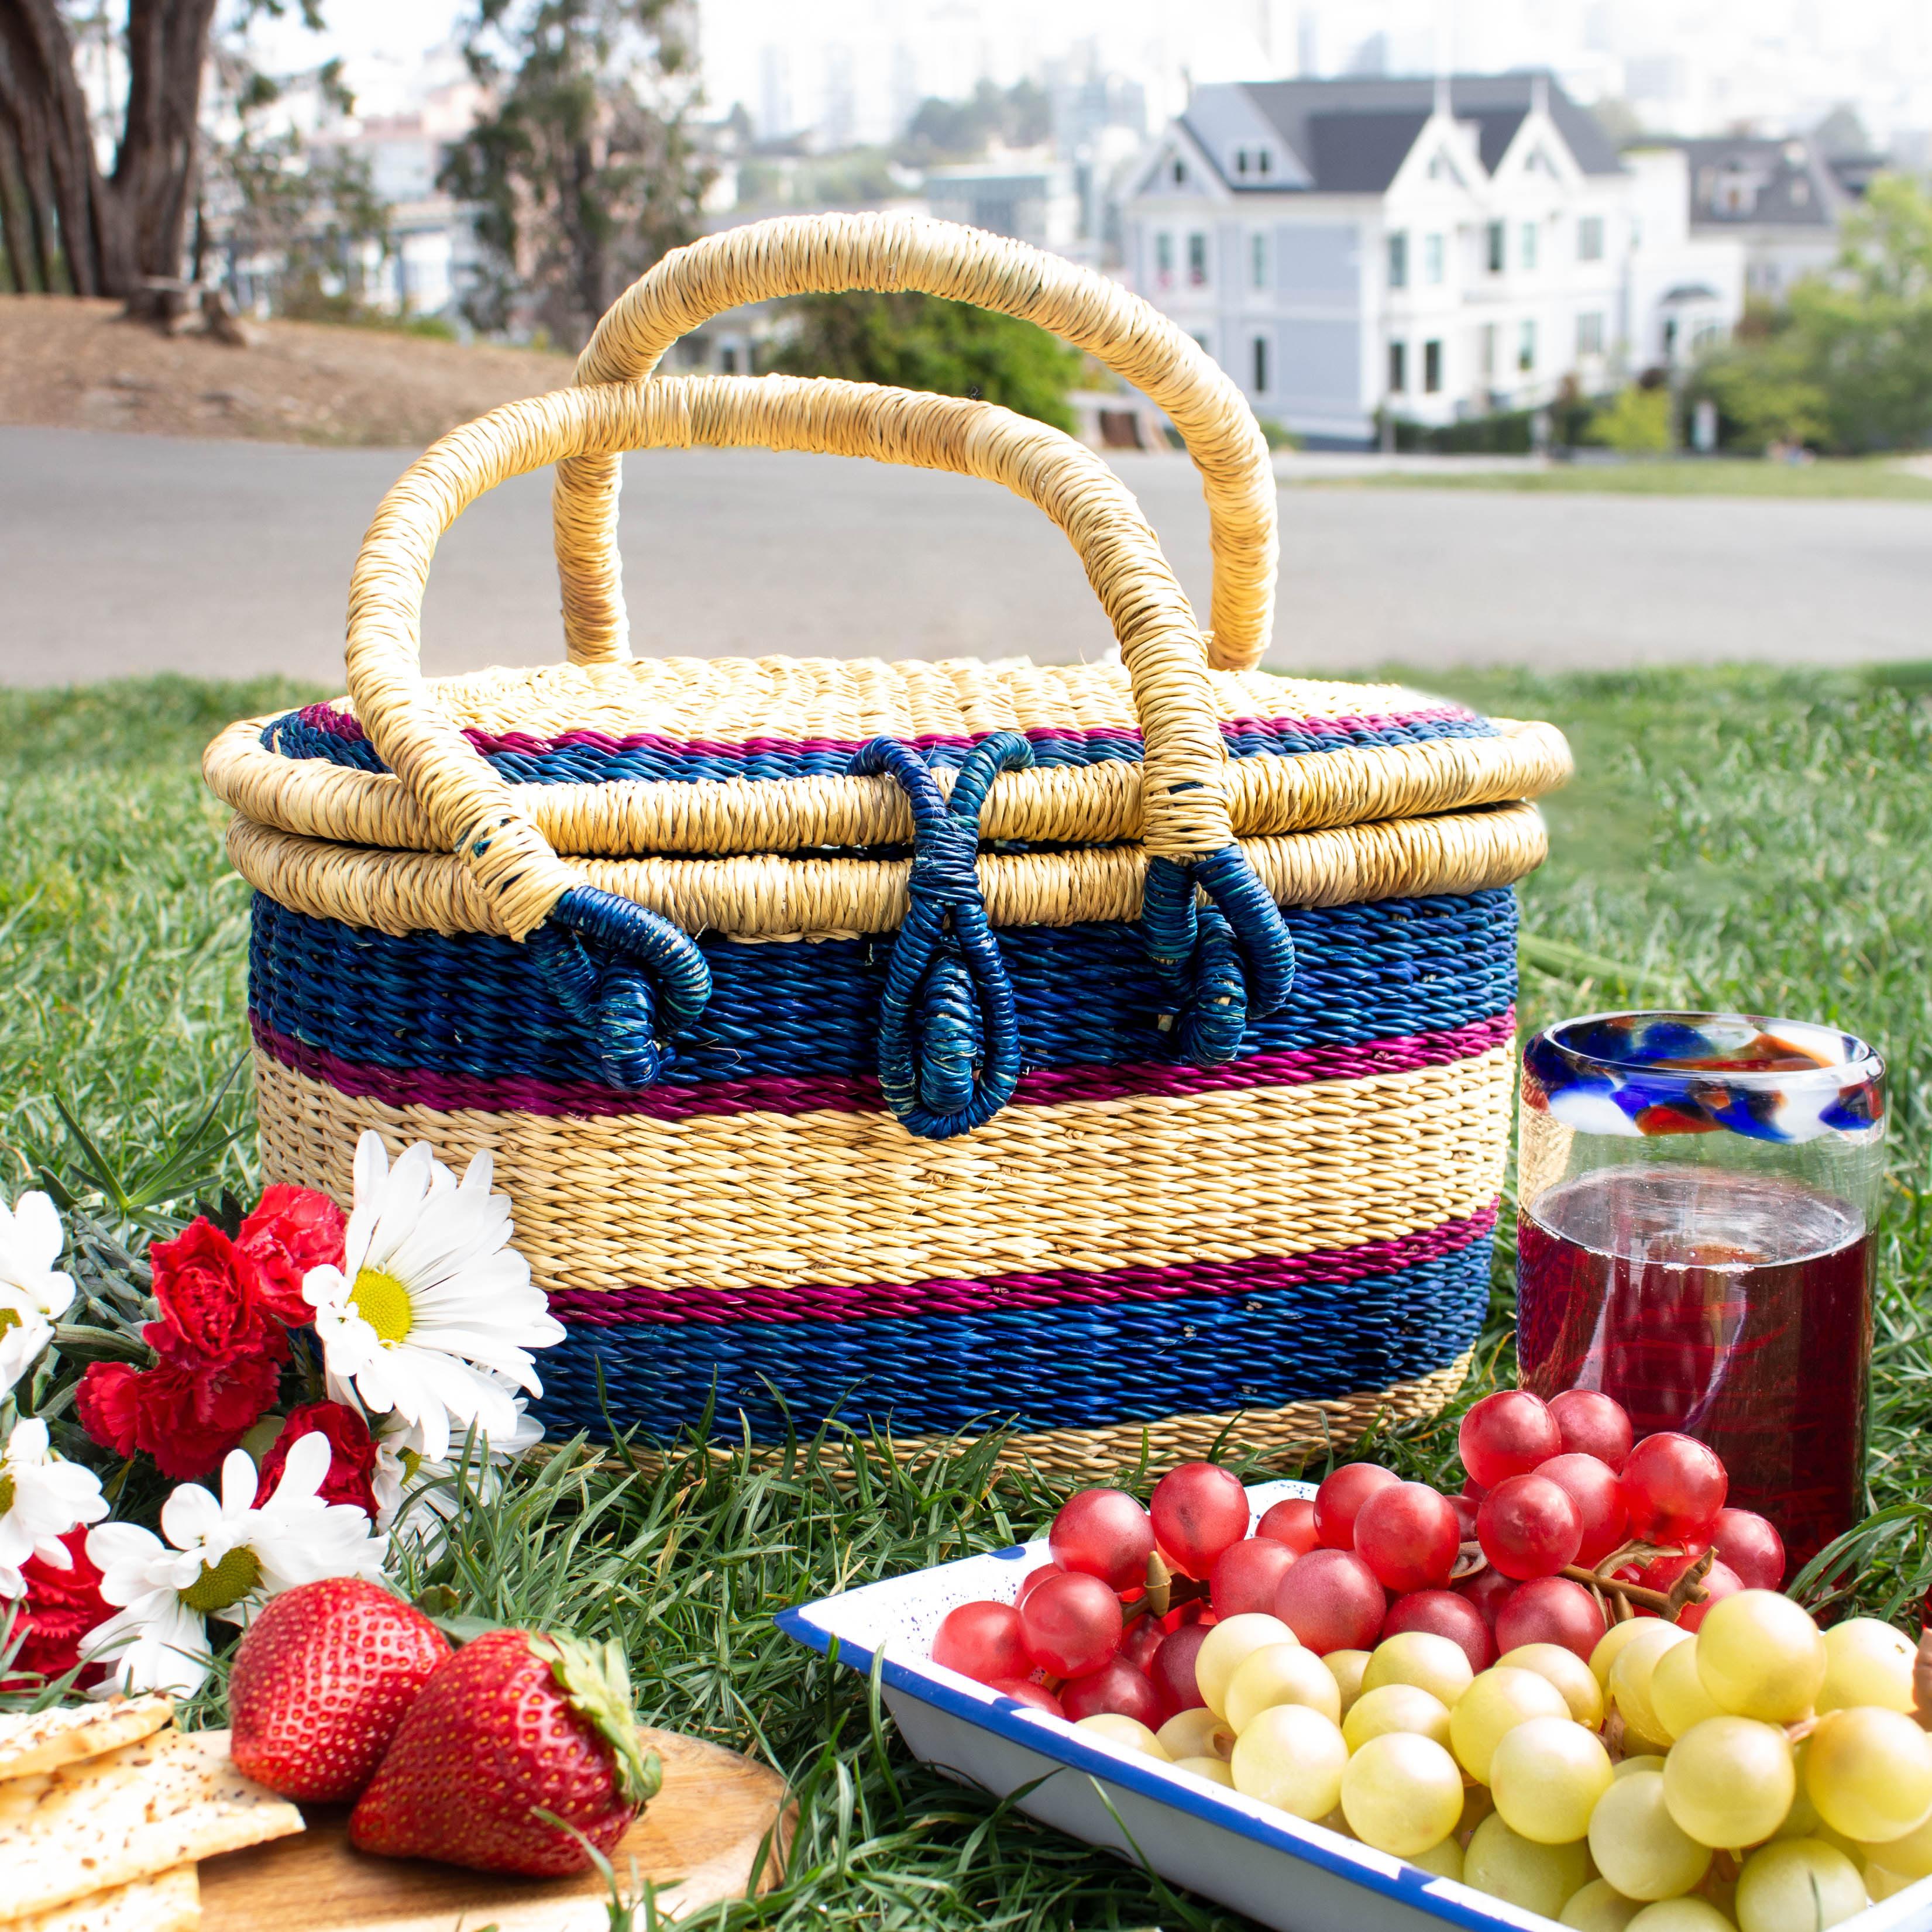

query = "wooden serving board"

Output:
[[200, 1728, 792, 1932]]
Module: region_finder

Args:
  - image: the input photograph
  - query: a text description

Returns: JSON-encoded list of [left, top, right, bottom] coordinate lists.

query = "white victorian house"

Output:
[[1122, 73, 1744, 447]]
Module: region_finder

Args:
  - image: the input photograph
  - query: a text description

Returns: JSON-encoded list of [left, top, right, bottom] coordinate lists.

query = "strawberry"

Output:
[[348, 1628, 661, 1876], [229, 1577, 451, 1802]]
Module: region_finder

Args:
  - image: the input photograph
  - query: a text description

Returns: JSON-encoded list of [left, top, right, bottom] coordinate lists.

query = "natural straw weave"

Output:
[[214, 213, 1572, 1470]]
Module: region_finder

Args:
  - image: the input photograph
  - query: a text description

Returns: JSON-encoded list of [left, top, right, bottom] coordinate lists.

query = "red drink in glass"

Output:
[[1517, 1167, 1872, 1571]]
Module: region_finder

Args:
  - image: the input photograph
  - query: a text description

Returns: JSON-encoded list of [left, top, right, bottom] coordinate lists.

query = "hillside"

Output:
[[0, 297, 579, 446]]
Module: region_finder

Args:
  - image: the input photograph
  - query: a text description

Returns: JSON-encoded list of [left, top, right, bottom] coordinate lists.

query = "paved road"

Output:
[[2, 424, 1927, 687]]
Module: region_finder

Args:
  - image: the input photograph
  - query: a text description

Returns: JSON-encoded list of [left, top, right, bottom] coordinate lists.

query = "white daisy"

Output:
[[0, 1418, 108, 1597], [370, 1386, 545, 1555], [83, 1432, 389, 1696], [302, 1132, 562, 1462], [0, 1191, 77, 1398]]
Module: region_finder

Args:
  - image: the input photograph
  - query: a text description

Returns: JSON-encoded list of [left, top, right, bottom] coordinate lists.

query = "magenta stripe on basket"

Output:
[[291, 700, 1481, 762], [546, 1206, 1500, 1328], [250, 1009, 1514, 1125]]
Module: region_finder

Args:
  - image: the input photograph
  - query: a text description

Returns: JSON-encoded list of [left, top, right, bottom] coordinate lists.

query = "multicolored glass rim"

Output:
[[1524, 1009, 1885, 1144]]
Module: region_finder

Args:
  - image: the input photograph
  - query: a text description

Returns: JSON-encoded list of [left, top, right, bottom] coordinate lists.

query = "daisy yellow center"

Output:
[[0, 1473, 13, 1516], [0, 1307, 20, 1336], [180, 1545, 262, 1613], [350, 1267, 414, 1346]]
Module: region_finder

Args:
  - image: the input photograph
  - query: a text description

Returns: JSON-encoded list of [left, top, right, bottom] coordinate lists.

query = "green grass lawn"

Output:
[[4, 668, 1931, 1927], [1291, 459, 1932, 500]]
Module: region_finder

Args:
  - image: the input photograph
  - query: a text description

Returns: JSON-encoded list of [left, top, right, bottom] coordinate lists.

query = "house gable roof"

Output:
[[1672, 136, 1850, 229]]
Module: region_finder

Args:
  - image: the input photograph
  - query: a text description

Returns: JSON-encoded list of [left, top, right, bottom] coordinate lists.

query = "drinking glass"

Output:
[[1515, 1010, 1885, 1570]]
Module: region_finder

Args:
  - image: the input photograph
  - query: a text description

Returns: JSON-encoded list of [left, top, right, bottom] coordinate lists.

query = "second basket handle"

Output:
[[555, 212, 1278, 673]]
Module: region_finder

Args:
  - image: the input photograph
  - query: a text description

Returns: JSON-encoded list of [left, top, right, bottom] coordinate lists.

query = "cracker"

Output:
[[1, 1865, 199, 1932], [0, 1700, 176, 1783], [1, 1728, 300, 1919]]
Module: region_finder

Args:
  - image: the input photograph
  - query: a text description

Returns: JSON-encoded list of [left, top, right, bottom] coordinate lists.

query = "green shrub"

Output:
[[1586, 384, 1674, 453]]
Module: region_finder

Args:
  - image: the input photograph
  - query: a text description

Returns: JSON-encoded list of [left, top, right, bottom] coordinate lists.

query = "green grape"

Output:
[[1561, 1878, 1646, 1932], [1608, 1622, 1694, 1742], [1695, 1591, 1827, 1724], [1734, 1838, 1867, 1932], [1229, 1703, 1348, 1819], [1501, 1642, 1607, 1728], [1818, 1617, 1916, 1715], [1662, 1717, 1796, 1849], [1449, 1665, 1571, 1782], [1587, 1770, 1713, 1900], [1490, 1716, 1615, 1844], [1196, 1613, 1297, 1719], [1074, 1713, 1170, 1759], [1363, 1630, 1475, 1709], [1593, 1620, 1658, 1689], [1411, 1836, 1465, 1881], [1324, 1648, 1371, 1717], [1156, 1708, 1232, 1762], [1807, 1706, 1932, 1844], [1650, 1639, 1724, 1742], [1856, 1801, 1932, 1879], [1225, 1641, 1343, 1732], [1624, 1900, 1734, 1932], [1172, 1754, 1235, 1787], [1464, 1811, 1591, 1919], [1616, 1755, 1669, 1780], [1339, 1732, 1465, 1857], [1866, 1864, 1917, 1902], [1343, 1683, 1452, 1754]]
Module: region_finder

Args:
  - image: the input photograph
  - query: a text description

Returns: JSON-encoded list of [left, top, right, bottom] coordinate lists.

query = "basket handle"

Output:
[[555, 212, 1278, 672]]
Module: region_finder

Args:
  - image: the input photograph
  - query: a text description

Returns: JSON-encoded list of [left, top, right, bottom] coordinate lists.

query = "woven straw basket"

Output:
[[206, 213, 1572, 1475]]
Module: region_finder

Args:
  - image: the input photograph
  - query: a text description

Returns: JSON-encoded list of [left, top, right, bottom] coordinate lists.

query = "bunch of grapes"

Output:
[[924, 1390, 1932, 1930]]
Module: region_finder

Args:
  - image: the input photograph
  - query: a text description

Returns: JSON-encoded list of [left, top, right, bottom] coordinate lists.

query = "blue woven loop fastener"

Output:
[[1142, 845, 1298, 1066], [526, 885, 713, 1089], [850, 731, 1034, 1139]]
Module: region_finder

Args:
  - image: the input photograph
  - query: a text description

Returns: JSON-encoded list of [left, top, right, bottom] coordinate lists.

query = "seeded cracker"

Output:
[[0, 1700, 176, 1782], [1, 1728, 300, 1919], [0, 1865, 199, 1932]]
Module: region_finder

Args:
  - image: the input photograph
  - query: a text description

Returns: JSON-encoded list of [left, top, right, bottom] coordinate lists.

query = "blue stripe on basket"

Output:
[[531, 1235, 1494, 1442], [260, 705, 1498, 783], [248, 888, 1518, 1091]]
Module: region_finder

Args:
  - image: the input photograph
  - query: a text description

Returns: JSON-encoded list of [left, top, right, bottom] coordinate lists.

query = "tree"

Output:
[[438, 0, 707, 345], [768, 291, 1081, 434], [898, 77, 1051, 166]]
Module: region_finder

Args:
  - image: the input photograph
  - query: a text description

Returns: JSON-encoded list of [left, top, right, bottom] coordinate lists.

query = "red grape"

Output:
[[1383, 1588, 1495, 1673], [1456, 1566, 1516, 1628], [1353, 1481, 1461, 1593], [1494, 1576, 1606, 1661], [933, 1601, 1031, 1683], [1059, 1656, 1167, 1727], [1450, 1493, 1480, 1540], [1119, 1611, 1167, 1675], [1273, 1547, 1387, 1654], [1150, 1463, 1251, 1576], [1050, 1488, 1155, 1593], [1459, 1390, 1562, 1489], [1538, 1451, 1630, 1569], [1210, 1534, 1299, 1617], [1710, 1507, 1785, 1591], [1548, 1388, 1635, 1470], [1312, 1463, 1401, 1549], [1462, 1475, 1488, 1503], [1255, 1496, 1319, 1555], [1676, 1560, 1743, 1634], [1620, 1432, 1727, 1546], [1477, 1474, 1583, 1581], [988, 1677, 1065, 1717], [1149, 1621, 1212, 1712], [1610, 1551, 1742, 1634], [1016, 1563, 1064, 1610], [1017, 1571, 1123, 1679]]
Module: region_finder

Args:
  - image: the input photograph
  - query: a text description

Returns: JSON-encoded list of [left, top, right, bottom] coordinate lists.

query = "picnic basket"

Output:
[[205, 212, 1572, 1473]]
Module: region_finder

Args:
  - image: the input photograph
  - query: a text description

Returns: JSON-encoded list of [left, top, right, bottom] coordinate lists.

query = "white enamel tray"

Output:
[[775, 1479, 1932, 1932]]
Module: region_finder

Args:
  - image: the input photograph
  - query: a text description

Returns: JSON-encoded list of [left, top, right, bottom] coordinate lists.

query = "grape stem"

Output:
[[1129, 1548, 1209, 1623], [1559, 1541, 1716, 1622]]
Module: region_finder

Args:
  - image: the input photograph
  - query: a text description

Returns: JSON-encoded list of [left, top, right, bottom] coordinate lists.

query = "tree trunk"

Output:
[[0, 0, 218, 296]]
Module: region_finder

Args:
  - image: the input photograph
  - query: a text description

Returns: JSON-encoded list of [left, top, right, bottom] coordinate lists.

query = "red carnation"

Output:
[[238, 1185, 347, 1326], [75, 1361, 142, 1459], [3, 1529, 111, 1689], [150, 1218, 281, 1358], [77, 1340, 286, 1481], [257, 1400, 380, 1518]]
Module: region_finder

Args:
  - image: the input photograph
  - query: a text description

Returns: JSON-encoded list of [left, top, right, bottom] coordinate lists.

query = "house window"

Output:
[[1252, 335, 1270, 394], [1578, 214, 1604, 262], [720, 345, 740, 374], [1480, 322, 1497, 378], [1172, 157, 1187, 186], [1187, 232, 1209, 287], [1250, 231, 1268, 291], [1423, 339, 1442, 393], [1388, 340, 1407, 393], [1518, 319, 1536, 372], [1576, 311, 1604, 356], [1154, 232, 1174, 289], [1388, 231, 1408, 290], [1486, 221, 1505, 273], [1520, 221, 1539, 271], [1235, 147, 1249, 176], [1425, 233, 1445, 284], [1257, 149, 1271, 177]]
